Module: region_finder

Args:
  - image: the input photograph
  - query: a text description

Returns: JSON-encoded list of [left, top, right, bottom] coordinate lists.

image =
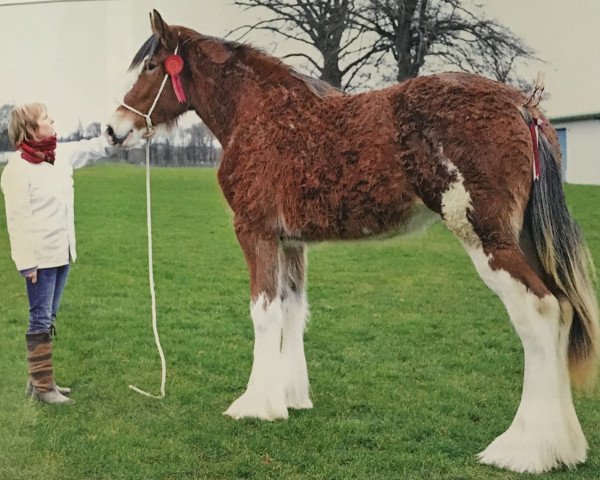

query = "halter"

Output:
[[119, 43, 182, 138]]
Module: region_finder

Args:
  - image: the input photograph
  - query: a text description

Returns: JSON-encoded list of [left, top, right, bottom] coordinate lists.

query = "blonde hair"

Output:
[[8, 103, 47, 148]]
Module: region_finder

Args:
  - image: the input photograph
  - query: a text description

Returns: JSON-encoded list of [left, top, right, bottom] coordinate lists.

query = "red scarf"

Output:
[[19, 135, 57, 165]]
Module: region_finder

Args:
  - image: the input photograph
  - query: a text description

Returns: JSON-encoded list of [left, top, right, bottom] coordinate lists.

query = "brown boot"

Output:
[[26, 332, 73, 404], [25, 378, 71, 397]]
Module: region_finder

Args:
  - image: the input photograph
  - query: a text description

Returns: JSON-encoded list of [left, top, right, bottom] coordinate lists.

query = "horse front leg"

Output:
[[280, 242, 312, 409], [224, 230, 288, 420]]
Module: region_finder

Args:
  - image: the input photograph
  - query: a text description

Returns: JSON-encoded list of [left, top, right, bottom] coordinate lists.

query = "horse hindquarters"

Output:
[[224, 229, 312, 420]]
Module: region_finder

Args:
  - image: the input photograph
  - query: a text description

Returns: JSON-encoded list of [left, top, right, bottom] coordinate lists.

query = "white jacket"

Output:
[[1, 137, 109, 272]]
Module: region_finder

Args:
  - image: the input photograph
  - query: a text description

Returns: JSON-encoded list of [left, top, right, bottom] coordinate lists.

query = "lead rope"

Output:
[[127, 138, 166, 399], [120, 45, 181, 400]]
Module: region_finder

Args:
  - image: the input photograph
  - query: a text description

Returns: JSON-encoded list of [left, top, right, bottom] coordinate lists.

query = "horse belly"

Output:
[[336, 198, 439, 240], [281, 185, 435, 242]]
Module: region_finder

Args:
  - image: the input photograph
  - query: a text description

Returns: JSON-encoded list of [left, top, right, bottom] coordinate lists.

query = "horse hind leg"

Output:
[[510, 222, 587, 468], [439, 170, 586, 472], [224, 230, 288, 420], [465, 244, 587, 473], [280, 242, 313, 409]]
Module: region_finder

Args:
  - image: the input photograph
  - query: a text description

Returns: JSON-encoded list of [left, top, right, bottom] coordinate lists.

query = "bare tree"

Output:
[[232, 0, 386, 90], [0, 104, 15, 151], [355, 0, 536, 84], [232, 0, 535, 89], [83, 121, 102, 139], [59, 119, 85, 142]]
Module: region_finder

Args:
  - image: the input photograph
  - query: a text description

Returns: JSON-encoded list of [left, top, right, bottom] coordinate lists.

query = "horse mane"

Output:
[[128, 31, 341, 99], [289, 70, 342, 98], [129, 34, 160, 71], [233, 43, 342, 98]]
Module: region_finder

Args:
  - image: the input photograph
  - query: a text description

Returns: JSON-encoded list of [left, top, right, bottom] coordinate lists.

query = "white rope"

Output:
[[128, 140, 167, 399], [148, 73, 170, 120], [122, 42, 181, 399]]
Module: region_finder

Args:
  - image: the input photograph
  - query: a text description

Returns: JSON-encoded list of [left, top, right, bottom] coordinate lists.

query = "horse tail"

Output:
[[523, 113, 600, 390]]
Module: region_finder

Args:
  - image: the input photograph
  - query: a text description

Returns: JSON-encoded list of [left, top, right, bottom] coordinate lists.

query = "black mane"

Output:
[[129, 34, 160, 71]]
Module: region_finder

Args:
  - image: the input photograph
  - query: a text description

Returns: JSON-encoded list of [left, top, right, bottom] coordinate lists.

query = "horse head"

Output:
[[106, 10, 192, 147]]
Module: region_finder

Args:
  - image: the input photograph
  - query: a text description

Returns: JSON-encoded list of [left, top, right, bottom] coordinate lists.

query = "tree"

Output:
[[356, 0, 535, 84], [59, 119, 85, 142], [233, 0, 535, 89], [187, 123, 218, 166], [0, 103, 15, 151], [142, 123, 220, 167], [232, 0, 385, 90], [83, 122, 101, 139]]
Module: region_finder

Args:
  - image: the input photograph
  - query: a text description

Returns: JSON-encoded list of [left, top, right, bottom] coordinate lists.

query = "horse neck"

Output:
[[188, 50, 300, 147], [188, 72, 241, 146]]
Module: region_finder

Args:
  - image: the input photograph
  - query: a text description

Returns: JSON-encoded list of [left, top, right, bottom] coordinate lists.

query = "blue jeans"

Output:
[[25, 265, 70, 334]]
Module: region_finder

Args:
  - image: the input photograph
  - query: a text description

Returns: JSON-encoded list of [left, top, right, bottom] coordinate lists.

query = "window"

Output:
[[556, 128, 567, 181]]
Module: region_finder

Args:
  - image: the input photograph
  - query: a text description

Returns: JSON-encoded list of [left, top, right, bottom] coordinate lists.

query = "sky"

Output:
[[1, 0, 599, 134]]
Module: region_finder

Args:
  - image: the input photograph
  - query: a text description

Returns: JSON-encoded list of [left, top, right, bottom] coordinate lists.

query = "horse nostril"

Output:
[[105, 125, 123, 146]]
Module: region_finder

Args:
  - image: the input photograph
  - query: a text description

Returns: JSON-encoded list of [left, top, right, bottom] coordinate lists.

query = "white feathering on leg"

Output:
[[468, 247, 587, 473], [281, 291, 312, 409], [224, 293, 287, 420]]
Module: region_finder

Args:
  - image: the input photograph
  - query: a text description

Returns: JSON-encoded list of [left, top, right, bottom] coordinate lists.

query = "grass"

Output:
[[0, 164, 599, 479]]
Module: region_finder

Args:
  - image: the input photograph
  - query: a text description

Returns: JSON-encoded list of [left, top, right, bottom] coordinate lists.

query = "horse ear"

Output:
[[199, 40, 233, 64], [150, 10, 173, 47]]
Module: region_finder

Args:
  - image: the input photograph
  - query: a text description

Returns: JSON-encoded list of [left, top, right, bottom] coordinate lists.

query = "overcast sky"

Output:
[[1, 0, 599, 134]]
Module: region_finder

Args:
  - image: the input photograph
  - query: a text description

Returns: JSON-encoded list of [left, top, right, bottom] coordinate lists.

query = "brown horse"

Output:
[[107, 10, 599, 474]]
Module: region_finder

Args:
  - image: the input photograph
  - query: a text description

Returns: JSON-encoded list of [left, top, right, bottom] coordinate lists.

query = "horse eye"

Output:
[[146, 62, 157, 71]]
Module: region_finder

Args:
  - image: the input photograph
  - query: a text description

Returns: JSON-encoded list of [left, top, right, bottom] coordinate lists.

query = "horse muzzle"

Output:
[[105, 125, 134, 147]]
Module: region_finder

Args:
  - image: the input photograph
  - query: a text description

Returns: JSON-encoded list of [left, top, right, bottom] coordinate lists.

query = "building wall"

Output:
[[552, 119, 600, 185]]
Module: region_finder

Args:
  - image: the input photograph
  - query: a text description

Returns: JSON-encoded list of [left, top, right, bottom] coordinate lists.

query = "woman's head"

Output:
[[8, 103, 55, 148]]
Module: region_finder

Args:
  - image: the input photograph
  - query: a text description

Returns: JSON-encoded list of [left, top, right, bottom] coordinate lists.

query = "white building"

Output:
[[551, 113, 600, 185]]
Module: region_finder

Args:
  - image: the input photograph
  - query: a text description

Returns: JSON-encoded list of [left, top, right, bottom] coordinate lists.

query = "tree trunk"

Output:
[[321, 55, 344, 89]]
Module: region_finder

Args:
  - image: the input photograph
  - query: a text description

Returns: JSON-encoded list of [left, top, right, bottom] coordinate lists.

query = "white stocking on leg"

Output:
[[479, 294, 587, 472], [469, 247, 587, 473], [224, 294, 288, 420], [281, 291, 312, 409]]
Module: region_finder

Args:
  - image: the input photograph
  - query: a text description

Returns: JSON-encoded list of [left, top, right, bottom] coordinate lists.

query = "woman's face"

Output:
[[31, 111, 55, 141]]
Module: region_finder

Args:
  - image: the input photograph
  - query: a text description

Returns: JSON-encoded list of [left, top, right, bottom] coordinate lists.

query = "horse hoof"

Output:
[[286, 396, 313, 410], [283, 378, 312, 410], [478, 425, 587, 474], [224, 391, 288, 421]]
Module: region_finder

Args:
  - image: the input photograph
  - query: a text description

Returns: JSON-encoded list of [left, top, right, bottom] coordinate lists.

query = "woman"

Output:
[[1, 103, 108, 404]]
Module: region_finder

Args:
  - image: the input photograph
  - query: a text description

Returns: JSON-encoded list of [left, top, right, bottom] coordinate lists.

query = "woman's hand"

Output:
[[26, 271, 38, 284]]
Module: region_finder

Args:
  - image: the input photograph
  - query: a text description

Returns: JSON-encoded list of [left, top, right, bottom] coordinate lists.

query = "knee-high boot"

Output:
[[26, 332, 73, 404]]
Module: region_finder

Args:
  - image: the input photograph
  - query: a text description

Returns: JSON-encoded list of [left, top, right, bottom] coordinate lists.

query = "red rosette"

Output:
[[164, 54, 184, 76]]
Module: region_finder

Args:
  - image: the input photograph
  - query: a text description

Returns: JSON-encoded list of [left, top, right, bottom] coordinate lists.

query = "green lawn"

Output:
[[1, 164, 599, 480]]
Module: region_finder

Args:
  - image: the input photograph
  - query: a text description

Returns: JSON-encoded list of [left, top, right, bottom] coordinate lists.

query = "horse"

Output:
[[106, 10, 599, 474]]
